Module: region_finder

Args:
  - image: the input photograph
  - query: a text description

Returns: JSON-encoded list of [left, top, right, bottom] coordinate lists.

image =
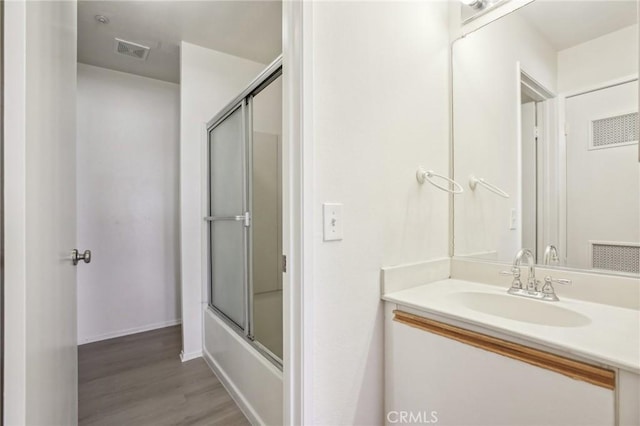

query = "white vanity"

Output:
[[382, 260, 640, 426], [383, 0, 640, 423]]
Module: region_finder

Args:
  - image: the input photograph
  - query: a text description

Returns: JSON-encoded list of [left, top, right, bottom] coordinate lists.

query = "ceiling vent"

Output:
[[114, 38, 150, 61]]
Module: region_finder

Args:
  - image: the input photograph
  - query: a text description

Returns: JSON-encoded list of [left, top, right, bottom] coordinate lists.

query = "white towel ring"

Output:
[[469, 175, 510, 198], [416, 167, 464, 194]]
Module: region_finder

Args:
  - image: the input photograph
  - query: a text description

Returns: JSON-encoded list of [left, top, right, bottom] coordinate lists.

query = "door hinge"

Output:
[[564, 121, 570, 136], [282, 255, 287, 273], [243, 211, 251, 227]]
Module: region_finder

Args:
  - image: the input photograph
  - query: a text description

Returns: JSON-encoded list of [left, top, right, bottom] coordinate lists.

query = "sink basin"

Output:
[[449, 291, 591, 327]]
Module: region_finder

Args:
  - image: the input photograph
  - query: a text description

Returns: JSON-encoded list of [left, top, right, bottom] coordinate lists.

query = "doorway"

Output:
[[2, 0, 298, 423], [75, 1, 283, 424], [520, 72, 554, 262]]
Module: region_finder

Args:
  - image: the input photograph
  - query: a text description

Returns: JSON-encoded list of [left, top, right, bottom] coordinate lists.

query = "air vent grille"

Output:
[[114, 38, 150, 61], [592, 242, 640, 274], [591, 112, 639, 148]]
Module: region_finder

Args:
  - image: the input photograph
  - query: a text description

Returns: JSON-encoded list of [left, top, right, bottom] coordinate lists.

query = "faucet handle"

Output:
[[544, 276, 571, 285], [499, 267, 520, 277], [500, 267, 523, 290], [540, 275, 571, 301]]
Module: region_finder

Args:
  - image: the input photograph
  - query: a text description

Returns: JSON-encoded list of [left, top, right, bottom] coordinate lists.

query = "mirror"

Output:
[[453, 0, 639, 276]]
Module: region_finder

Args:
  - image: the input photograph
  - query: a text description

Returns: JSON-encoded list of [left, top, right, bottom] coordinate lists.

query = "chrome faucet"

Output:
[[514, 248, 537, 291], [543, 245, 559, 265], [500, 248, 571, 301]]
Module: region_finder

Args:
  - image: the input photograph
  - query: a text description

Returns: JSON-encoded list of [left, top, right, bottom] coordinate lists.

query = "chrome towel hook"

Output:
[[416, 167, 464, 194]]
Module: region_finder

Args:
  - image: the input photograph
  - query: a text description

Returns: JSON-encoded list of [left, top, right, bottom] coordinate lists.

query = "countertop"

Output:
[[383, 279, 640, 374]]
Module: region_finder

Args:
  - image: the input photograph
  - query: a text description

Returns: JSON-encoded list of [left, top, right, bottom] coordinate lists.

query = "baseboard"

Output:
[[203, 346, 264, 426], [78, 318, 182, 345], [180, 350, 203, 362]]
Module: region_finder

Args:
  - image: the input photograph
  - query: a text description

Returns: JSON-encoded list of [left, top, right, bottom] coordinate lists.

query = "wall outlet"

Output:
[[323, 203, 343, 241], [509, 208, 517, 230]]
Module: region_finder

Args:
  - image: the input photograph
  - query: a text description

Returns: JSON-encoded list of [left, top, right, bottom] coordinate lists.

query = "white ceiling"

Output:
[[78, 1, 282, 83], [519, 0, 638, 51]]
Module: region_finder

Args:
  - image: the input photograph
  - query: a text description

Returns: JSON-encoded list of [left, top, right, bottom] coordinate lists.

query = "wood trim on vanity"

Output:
[[393, 310, 616, 390]]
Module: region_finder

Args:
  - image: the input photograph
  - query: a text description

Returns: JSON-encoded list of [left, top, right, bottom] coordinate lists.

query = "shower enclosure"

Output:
[[206, 58, 283, 366]]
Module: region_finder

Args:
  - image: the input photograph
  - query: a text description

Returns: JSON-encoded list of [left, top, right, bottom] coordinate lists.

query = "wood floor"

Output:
[[78, 325, 250, 426]]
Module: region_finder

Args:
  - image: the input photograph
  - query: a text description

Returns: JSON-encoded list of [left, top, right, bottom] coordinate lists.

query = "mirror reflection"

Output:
[[453, 0, 639, 276]]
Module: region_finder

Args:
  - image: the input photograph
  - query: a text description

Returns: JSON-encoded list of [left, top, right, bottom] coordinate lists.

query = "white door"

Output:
[[565, 80, 639, 272], [4, 1, 79, 424]]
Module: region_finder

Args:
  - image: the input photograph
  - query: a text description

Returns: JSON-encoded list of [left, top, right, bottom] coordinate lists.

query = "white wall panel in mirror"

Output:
[[452, 0, 639, 276]]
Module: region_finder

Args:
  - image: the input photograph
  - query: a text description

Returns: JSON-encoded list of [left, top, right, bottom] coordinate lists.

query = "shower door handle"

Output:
[[71, 249, 92, 265], [204, 215, 244, 221], [204, 212, 251, 227]]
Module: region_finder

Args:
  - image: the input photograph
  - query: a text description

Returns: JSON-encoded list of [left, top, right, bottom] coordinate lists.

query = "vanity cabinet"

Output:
[[384, 304, 621, 426], [619, 370, 640, 426]]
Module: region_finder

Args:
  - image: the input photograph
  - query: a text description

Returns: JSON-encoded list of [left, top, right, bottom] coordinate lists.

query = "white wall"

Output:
[[558, 24, 639, 93], [179, 41, 264, 358], [308, 2, 450, 424], [76, 64, 181, 343], [452, 10, 557, 260]]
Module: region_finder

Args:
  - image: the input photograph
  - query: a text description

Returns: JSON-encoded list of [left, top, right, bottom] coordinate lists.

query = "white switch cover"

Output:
[[323, 203, 343, 241], [509, 208, 517, 230]]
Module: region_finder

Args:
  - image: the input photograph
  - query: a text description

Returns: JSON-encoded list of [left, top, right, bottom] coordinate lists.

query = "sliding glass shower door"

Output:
[[207, 104, 248, 329], [249, 75, 283, 360], [206, 63, 283, 366]]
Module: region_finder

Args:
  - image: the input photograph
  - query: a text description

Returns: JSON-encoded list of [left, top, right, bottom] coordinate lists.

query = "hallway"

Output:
[[78, 326, 249, 425]]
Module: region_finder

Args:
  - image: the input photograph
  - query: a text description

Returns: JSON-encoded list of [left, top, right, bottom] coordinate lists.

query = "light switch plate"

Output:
[[510, 208, 517, 230], [323, 203, 343, 241]]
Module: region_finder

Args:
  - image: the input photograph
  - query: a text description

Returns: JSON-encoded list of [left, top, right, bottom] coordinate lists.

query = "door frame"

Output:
[[3, 2, 29, 422], [282, 1, 313, 424], [0, 1, 4, 421], [518, 67, 555, 261], [203, 1, 316, 418]]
